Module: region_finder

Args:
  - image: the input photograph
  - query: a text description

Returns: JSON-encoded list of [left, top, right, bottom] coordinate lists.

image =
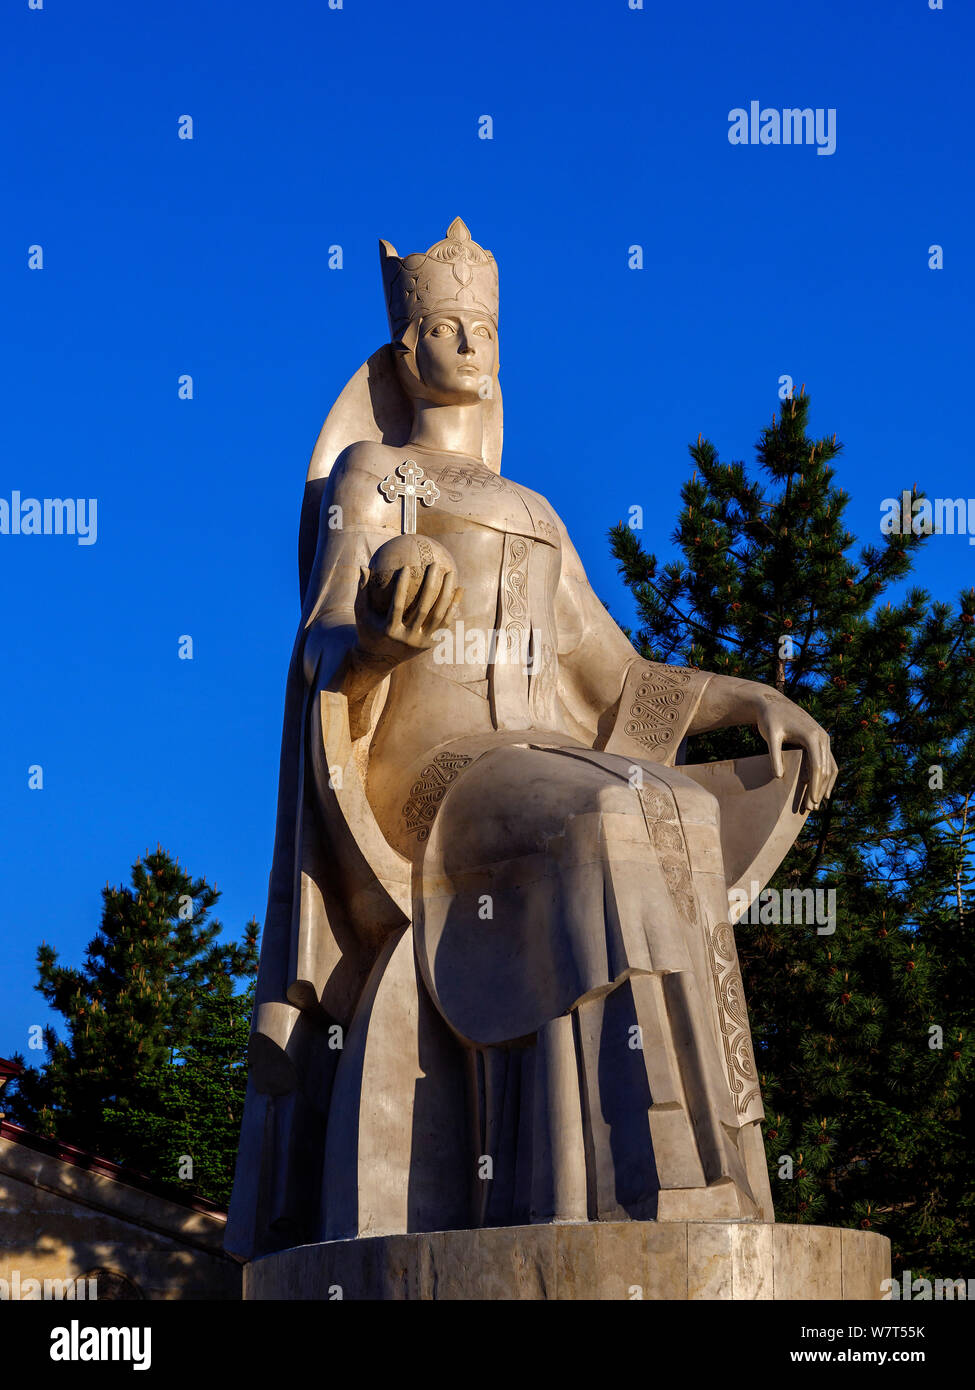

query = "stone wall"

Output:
[[0, 1127, 240, 1301]]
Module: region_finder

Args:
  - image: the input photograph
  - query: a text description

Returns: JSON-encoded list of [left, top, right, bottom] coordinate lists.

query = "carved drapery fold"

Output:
[[635, 775, 763, 1125]]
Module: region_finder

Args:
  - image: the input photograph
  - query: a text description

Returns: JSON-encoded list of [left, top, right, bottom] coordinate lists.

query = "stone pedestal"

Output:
[[244, 1222, 890, 1300]]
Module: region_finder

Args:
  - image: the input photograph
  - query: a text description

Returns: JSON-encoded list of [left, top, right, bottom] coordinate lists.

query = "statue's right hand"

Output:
[[353, 562, 463, 666]]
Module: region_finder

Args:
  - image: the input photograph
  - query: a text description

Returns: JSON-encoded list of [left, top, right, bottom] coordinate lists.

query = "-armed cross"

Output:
[[378, 460, 440, 534]]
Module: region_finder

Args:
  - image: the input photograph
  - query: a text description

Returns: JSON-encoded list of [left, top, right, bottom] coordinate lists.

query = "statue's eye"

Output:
[[474, 326, 491, 337], [430, 323, 454, 336]]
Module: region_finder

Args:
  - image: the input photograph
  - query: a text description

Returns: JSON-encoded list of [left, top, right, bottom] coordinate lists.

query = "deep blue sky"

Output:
[[1, 0, 972, 1061]]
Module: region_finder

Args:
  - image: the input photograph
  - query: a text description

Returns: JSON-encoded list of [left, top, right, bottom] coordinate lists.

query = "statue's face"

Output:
[[405, 310, 497, 404]]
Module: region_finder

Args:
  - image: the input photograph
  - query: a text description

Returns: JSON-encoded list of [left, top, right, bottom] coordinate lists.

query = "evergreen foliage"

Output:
[[610, 391, 975, 1273], [5, 848, 258, 1206]]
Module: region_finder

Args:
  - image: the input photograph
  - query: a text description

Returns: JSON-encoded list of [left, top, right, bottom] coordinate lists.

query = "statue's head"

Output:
[[380, 217, 499, 406]]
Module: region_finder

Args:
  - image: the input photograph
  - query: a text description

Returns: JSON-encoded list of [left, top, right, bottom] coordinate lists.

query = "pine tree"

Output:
[[104, 973, 256, 1205], [610, 390, 975, 1274], [5, 847, 259, 1205]]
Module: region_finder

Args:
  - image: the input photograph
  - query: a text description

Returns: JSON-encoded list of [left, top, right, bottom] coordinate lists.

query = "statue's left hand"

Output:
[[751, 692, 838, 812]]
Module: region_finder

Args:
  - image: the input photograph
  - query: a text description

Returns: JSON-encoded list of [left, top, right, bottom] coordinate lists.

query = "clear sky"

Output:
[[1, 0, 972, 1061]]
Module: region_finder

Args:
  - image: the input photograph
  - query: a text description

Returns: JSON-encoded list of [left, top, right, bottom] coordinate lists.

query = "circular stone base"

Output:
[[244, 1222, 891, 1301]]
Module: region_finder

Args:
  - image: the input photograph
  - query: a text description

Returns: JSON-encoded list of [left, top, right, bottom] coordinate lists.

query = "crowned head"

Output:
[[380, 217, 499, 404]]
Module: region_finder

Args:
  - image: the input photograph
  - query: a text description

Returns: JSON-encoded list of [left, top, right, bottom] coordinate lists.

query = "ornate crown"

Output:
[[379, 217, 499, 340]]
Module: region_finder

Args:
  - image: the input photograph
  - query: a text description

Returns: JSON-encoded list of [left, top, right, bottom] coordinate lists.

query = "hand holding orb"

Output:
[[355, 533, 461, 665]]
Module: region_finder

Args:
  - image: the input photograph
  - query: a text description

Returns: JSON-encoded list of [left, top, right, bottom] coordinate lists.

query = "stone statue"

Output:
[[226, 218, 838, 1263]]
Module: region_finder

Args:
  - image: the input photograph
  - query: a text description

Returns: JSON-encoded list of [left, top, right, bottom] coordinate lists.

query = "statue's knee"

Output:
[[593, 780, 642, 816]]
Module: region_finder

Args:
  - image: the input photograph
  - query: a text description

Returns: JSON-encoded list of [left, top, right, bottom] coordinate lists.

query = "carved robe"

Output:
[[226, 350, 806, 1261]]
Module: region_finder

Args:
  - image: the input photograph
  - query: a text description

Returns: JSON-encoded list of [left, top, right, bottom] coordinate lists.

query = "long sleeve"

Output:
[[602, 659, 712, 765]]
